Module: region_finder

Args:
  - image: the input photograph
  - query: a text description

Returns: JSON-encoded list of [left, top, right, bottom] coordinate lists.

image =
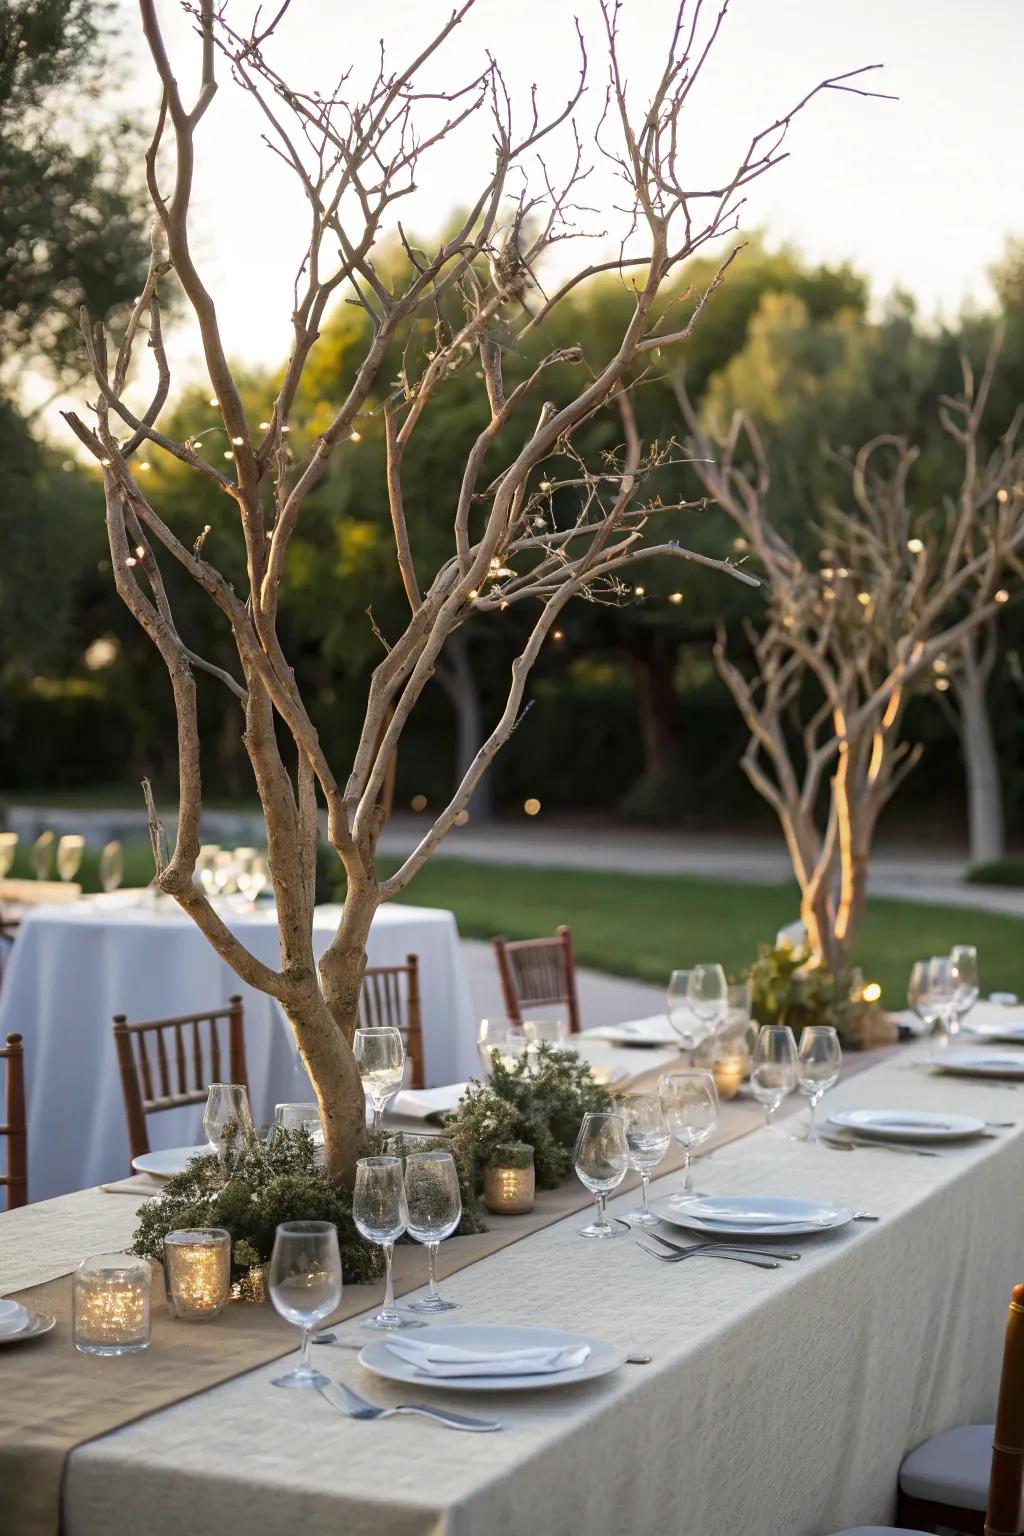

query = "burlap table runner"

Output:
[[0, 1051, 890, 1536]]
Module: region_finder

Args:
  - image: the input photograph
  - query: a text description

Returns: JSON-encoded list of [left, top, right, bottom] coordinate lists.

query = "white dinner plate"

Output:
[[964, 1020, 1024, 1045], [929, 1050, 1024, 1081], [650, 1193, 854, 1238], [359, 1324, 627, 1393], [0, 1312, 56, 1347], [828, 1108, 986, 1143], [583, 1017, 679, 1048], [131, 1144, 209, 1179]]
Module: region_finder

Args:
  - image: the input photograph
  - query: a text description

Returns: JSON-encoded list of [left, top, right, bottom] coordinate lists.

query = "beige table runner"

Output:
[[1, 1050, 889, 1536]]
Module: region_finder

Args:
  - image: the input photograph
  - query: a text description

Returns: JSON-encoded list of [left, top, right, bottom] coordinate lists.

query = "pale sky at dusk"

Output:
[[95, 0, 1024, 393]]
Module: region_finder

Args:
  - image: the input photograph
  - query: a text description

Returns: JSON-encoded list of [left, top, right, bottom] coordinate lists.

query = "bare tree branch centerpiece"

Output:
[[677, 336, 1024, 979], [64, 0, 885, 1182]]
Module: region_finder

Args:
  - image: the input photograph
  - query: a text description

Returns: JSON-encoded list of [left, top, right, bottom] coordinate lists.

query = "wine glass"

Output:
[[666, 969, 701, 1062], [353, 1026, 406, 1133], [523, 1017, 568, 1052], [196, 844, 221, 895], [0, 832, 17, 881], [951, 944, 980, 1029], [268, 1220, 343, 1388], [238, 853, 268, 904], [56, 834, 85, 884], [687, 963, 728, 1039], [574, 1110, 629, 1238], [32, 830, 54, 881], [203, 1083, 254, 1163], [750, 1025, 798, 1127], [908, 959, 944, 1038], [352, 1155, 422, 1331], [273, 1102, 323, 1149], [404, 1151, 463, 1312], [477, 1019, 528, 1074], [99, 840, 123, 894], [212, 849, 237, 895], [795, 1025, 842, 1143], [621, 1093, 670, 1226], [658, 1070, 719, 1202]]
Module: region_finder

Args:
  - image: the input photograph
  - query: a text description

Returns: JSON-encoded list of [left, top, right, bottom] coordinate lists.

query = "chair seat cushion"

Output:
[[900, 1422, 997, 1511]]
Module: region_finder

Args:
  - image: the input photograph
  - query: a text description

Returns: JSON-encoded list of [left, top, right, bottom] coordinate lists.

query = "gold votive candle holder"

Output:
[[484, 1150, 535, 1215], [73, 1252, 151, 1355], [163, 1229, 231, 1320]]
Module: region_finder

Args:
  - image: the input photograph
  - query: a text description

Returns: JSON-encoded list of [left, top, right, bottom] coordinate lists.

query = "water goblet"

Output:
[[352, 1156, 423, 1331], [621, 1093, 670, 1225], [951, 944, 980, 1030], [658, 1070, 719, 1202], [99, 840, 124, 893], [750, 1024, 798, 1127], [0, 832, 17, 881], [56, 834, 85, 884], [353, 1026, 406, 1133], [796, 1025, 842, 1143], [405, 1151, 463, 1312], [268, 1221, 343, 1388], [574, 1110, 629, 1238], [203, 1082, 254, 1164]]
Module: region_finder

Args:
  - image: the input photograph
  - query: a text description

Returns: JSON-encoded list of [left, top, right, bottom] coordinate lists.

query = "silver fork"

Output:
[[318, 1378, 501, 1432], [637, 1239, 780, 1270], [644, 1230, 801, 1262]]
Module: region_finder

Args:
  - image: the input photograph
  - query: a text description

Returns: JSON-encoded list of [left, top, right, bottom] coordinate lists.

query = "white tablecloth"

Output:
[[0, 897, 476, 1200], [3, 1036, 1021, 1536]]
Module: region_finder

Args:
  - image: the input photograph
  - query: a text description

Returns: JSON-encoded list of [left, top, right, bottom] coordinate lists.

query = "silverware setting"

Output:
[[317, 1377, 501, 1432], [645, 1230, 801, 1262], [637, 1239, 781, 1270], [818, 1132, 943, 1158]]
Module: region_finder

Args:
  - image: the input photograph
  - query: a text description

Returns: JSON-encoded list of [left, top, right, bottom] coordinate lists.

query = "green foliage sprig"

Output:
[[748, 941, 880, 1048]]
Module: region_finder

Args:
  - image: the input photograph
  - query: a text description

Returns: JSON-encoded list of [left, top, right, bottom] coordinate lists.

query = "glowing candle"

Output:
[[484, 1152, 535, 1215], [710, 1049, 747, 1101], [163, 1229, 231, 1320], [74, 1254, 150, 1355]]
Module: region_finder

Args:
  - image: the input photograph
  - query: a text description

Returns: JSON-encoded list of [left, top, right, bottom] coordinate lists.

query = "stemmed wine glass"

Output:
[[99, 840, 123, 893], [353, 1026, 406, 1132], [687, 963, 728, 1038], [909, 957, 958, 1045], [238, 853, 268, 904], [621, 1093, 670, 1226], [477, 1019, 528, 1074], [203, 1083, 254, 1164], [658, 1070, 719, 1203], [795, 1025, 842, 1143], [666, 970, 705, 1063], [404, 1151, 463, 1312], [196, 844, 221, 896], [574, 1111, 629, 1238], [268, 1220, 343, 1389], [523, 1017, 568, 1052], [56, 834, 85, 884], [273, 1102, 323, 1149], [750, 1025, 798, 1127], [352, 1155, 423, 1331], [951, 944, 980, 1031]]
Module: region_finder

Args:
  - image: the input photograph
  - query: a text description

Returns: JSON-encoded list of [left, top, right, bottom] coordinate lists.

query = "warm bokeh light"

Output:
[[453, 809, 470, 826], [907, 537, 925, 554], [410, 794, 427, 812], [524, 798, 541, 816], [995, 589, 1010, 603], [668, 592, 683, 605], [862, 982, 882, 1003]]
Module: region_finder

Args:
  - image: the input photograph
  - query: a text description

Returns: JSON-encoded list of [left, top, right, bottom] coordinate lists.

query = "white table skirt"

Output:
[[0, 896, 476, 1201], [18, 1036, 1020, 1536]]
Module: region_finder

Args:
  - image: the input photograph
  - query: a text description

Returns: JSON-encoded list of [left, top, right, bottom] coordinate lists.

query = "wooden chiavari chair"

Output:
[[0, 1033, 27, 1209], [359, 954, 425, 1090], [492, 924, 581, 1034], [112, 997, 248, 1164]]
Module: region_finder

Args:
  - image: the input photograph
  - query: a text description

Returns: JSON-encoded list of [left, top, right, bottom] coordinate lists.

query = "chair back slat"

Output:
[[112, 998, 247, 1165], [986, 1282, 1024, 1536], [0, 1033, 27, 1209], [358, 956, 424, 1089], [492, 925, 581, 1033]]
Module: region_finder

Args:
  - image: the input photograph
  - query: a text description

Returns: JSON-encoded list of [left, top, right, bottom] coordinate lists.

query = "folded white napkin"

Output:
[[390, 1083, 469, 1120], [385, 1338, 591, 1378], [584, 1016, 677, 1045], [0, 1299, 31, 1338]]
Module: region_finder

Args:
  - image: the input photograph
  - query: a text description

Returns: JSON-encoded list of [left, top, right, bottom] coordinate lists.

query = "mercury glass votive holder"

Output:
[[163, 1229, 231, 1321], [484, 1161, 536, 1215], [73, 1252, 151, 1355]]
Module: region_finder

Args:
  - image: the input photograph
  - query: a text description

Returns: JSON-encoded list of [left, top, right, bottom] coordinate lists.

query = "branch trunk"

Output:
[[956, 670, 1006, 868], [285, 984, 367, 1185]]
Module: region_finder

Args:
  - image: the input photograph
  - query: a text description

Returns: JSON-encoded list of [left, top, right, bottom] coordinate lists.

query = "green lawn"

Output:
[[388, 858, 1024, 1010]]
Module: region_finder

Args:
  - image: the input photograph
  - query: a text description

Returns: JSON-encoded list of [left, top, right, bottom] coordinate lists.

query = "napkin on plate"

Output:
[[385, 1338, 591, 1378], [0, 1299, 31, 1338], [389, 1083, 469, 1120]]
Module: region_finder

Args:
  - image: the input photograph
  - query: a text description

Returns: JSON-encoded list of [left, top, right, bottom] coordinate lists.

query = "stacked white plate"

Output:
[[360, 1324, 627, 1393], [929, 1050, 1024, 1080], [964, 1019, 1024, 1046], [650, 1194, 853, 1238], [132, 1145, 208, 1179], [827, 1108, 986, 1143], [0, 1299, 55, 1346]]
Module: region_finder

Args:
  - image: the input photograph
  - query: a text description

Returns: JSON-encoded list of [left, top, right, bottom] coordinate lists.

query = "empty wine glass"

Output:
[[56, 834, 85, 884], [404, 1151, 463, 1312], [796, 1025, 842, 1143], [238, 853, 268, 903], [621, 1093, 670, 1226], [353, 1026, 406, 1132], [477, 1019, 528, 1074], [658, 1070, 719, 1203], [666, 969, 700, 1062], [268, 1220, 343, 1388], [352, 1155, 422, 1331], [32, 830, 54, 881], [523, 1017, 568, 1052], [574, 1110, 629, 1238], [750, 1025, 798, 1127], [99, 840, 124, 893], [0, 832, 17, 881], [212, 849, 237, 895], [196, 844, 221, 895], [908, 959, 943, 1037], [687, 963, 728, 1036], [951, 944, 980, 1028], [203, 1083, 254, 1164], [273, 1102, 323, 1148]]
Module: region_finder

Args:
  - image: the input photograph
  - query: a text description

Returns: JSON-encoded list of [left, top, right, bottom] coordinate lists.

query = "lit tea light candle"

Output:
[[74, 1253, 151, 1355], [710, 1049, 748, 1101], [164, 1229, 231, 1320], [484, 1145, 536, 1214]]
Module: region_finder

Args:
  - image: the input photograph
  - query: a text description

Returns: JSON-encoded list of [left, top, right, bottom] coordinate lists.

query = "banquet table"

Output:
[[3, 1034, 1023, 1536], [0, 895, 476, 1201]]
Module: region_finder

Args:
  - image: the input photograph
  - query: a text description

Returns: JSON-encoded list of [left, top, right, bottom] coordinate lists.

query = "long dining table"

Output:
[[2, 1028, 1023, 1536]]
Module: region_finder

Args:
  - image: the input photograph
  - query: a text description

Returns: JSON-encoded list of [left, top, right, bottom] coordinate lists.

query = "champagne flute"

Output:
[[352, 1156, 422, 1331], [951, 944, 980, 1030], [795, 1025, 842, 1143], [658, 1070, 719, 1202], [404, 1151, 463, 1312], [0, 832, 17, 881], [203, 1082, 254, 1164], [621, 1093, 670, 1226], [56, 834, 85, 884], [32, 830, 54, 881], [268, 1220, 343, 1388], [353, 1026, 405, 1133], [574, 1111, 629, 1238], [750, 1025, 798, 1127], [99, 840, 123, 894]]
